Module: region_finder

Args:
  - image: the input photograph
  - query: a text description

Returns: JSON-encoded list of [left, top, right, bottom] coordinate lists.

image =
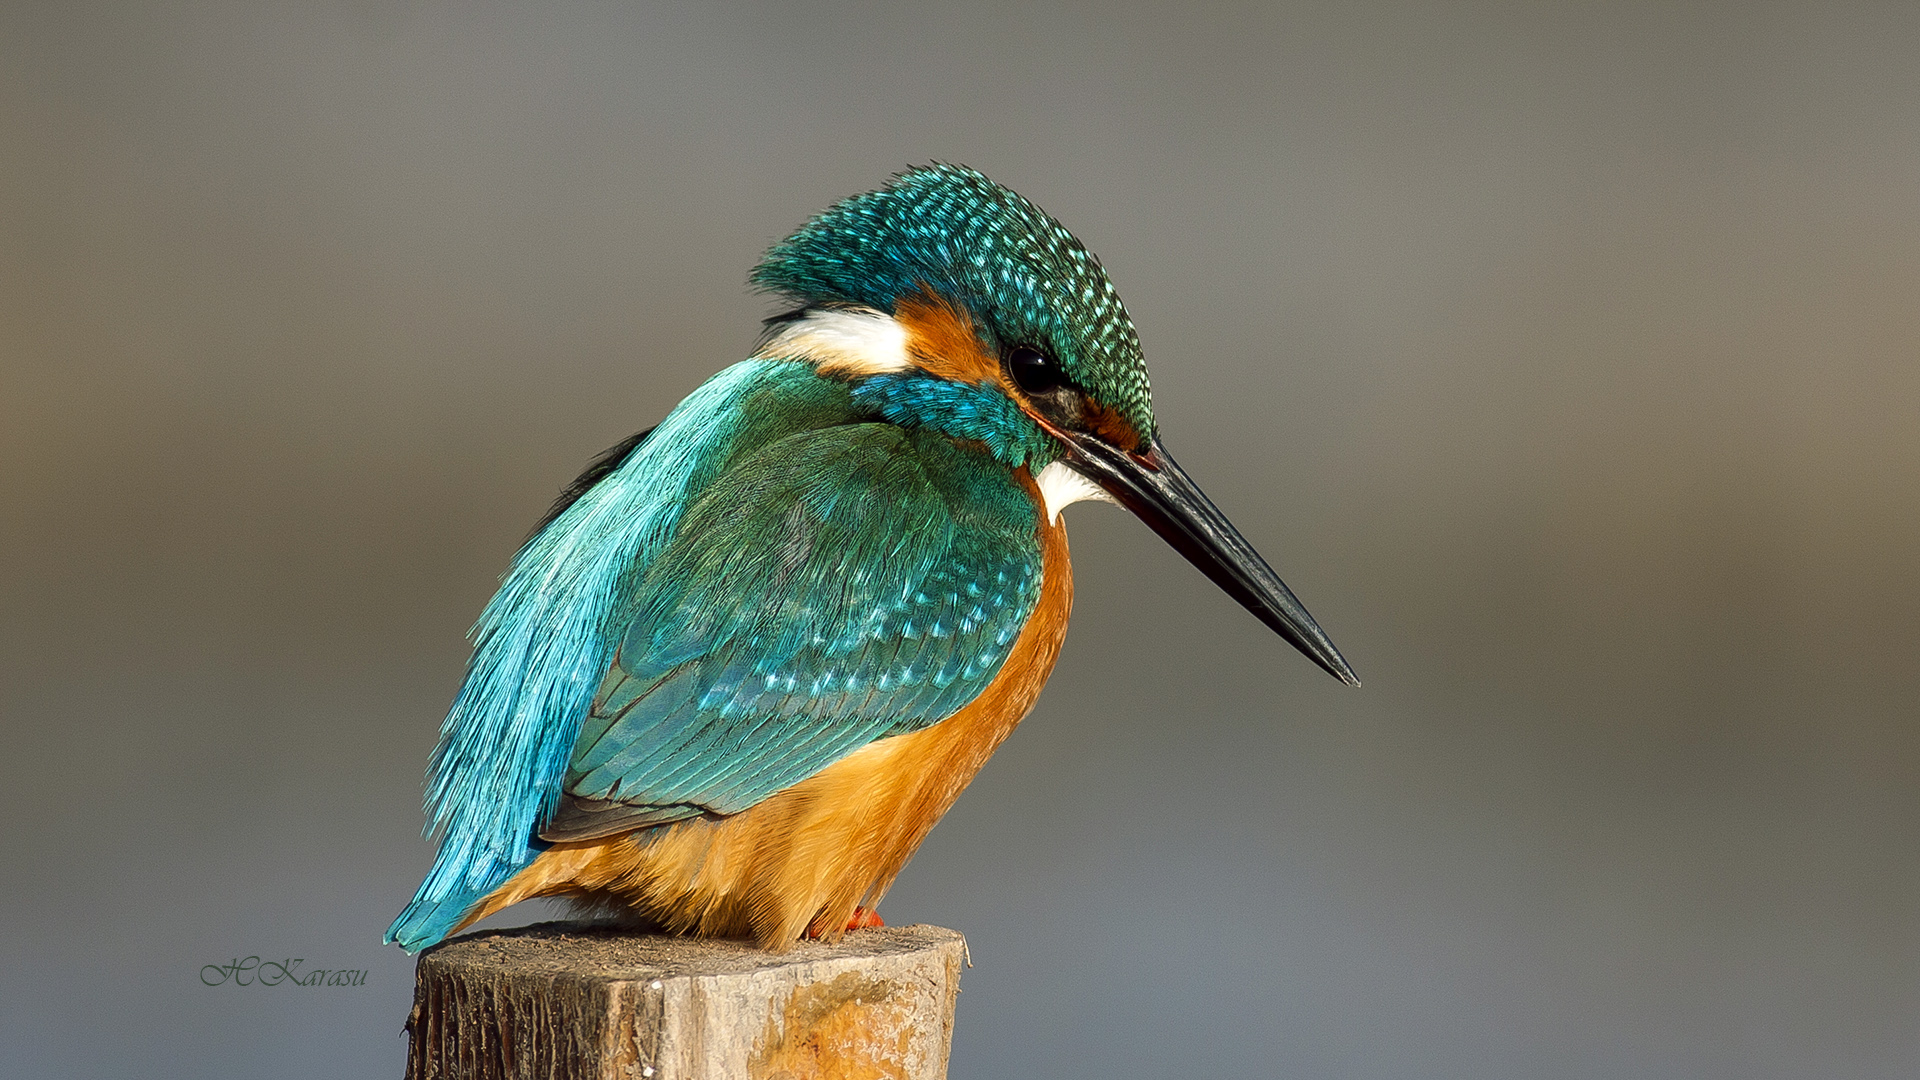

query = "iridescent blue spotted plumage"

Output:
[[388, 165, 1357, 953], [753, 165, 1152, 436]]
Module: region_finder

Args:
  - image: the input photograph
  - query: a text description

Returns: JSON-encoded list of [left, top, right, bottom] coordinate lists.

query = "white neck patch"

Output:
[[754, 307, 912, 375], [1035, 460, 1118, 523]]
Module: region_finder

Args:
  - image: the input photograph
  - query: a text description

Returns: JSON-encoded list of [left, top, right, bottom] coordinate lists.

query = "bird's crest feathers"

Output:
[[752, 164, 1156, 441]]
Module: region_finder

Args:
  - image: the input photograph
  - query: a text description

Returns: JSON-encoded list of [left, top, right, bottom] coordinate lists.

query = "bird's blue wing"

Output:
[[387, 360, 876, 952], [545, 423, 1044, 840]]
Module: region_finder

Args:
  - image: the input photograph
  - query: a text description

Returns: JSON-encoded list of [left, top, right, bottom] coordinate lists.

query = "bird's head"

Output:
[[752, 165, 1358, 686]]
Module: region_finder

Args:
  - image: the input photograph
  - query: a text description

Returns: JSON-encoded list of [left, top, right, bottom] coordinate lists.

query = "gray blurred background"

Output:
[[4, 2, 1917, 1077]]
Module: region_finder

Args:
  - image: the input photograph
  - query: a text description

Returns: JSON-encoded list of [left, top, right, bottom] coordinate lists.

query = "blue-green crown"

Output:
[[752, 165, 1155, 438]]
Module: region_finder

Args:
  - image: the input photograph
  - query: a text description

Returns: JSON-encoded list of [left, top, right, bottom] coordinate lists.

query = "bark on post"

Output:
[[404, 921, 966, 1080]]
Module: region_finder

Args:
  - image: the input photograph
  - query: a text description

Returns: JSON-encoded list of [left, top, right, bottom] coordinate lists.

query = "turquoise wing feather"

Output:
[[547, 422, 1044, 840], [388, 360, 879, 951]]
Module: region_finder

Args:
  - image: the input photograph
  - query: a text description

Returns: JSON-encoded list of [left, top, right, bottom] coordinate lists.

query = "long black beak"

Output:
[[1062, 431, 1360, 687]]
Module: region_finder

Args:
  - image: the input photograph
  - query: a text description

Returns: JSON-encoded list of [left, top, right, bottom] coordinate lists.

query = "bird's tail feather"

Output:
[[384, 892, 484, 954], [384, 844, 541, 954]]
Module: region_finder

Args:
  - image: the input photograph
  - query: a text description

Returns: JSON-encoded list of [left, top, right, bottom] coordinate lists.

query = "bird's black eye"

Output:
[[1007, 346, 1066, 396]]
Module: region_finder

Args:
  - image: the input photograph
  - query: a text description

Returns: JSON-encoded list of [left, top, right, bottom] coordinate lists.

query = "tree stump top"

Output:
[[407, 921, 967, 1080], [428, 920, 964, 981]]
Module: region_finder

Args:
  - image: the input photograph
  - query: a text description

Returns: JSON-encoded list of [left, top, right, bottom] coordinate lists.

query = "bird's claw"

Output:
[[806, 906, 885, 938]]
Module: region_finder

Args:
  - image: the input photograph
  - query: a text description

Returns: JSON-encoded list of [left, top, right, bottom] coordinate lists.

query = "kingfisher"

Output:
[[386, 165, 1358, 954]]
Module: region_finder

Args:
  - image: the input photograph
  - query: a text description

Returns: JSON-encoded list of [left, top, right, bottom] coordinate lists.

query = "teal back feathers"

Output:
[[562, 421, 1041, 821], [388, 362, 868, 949], [753, 165, 1156, 441]]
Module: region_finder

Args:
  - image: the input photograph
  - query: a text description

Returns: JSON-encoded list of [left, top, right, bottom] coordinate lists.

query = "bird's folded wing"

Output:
[[545, 423, 1042, 840]]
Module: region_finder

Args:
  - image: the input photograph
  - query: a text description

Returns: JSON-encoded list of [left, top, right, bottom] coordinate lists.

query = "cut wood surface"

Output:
[[405, 921, 966, 1080]]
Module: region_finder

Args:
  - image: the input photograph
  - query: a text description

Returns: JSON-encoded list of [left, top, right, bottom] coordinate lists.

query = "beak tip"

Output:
[[1072, 431, 1365, 691], [1319, 654, 1362, 688]]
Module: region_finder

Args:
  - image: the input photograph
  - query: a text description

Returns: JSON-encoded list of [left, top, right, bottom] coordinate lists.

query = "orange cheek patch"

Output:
[[894, 291, 1002, 384], [893, 288, 1144, 452], [1078, 401, 1144, 452]]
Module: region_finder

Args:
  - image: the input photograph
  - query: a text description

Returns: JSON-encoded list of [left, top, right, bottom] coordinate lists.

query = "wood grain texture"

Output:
[[405, 921, 965, 1080]]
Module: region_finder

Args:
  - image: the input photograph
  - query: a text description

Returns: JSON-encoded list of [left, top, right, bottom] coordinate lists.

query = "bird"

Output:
[[385, 164, 1358, 954]]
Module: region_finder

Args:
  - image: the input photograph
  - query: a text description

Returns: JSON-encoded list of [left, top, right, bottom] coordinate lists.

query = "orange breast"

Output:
[[457, 473, 1073, 948]]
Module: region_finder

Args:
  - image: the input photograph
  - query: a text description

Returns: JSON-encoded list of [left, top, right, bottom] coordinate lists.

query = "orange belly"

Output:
[[454, 493, 1073, 949]]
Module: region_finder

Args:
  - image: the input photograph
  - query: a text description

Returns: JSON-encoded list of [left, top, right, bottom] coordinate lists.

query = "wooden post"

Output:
[[404, 921, 967, 1080]]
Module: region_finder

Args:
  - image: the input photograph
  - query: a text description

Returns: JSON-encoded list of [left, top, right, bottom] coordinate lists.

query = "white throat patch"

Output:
[[754, 307, 912, 375], [1035, 460, 1118, 523]]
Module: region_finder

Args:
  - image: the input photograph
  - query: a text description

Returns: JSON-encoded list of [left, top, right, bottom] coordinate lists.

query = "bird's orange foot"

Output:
[[806, 907, 885, 939]]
